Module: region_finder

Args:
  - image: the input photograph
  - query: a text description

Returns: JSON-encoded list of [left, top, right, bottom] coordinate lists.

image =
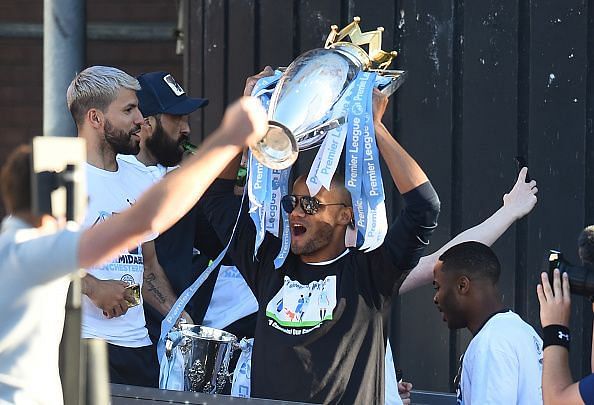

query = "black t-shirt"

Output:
[[202, 179, 440, 404]]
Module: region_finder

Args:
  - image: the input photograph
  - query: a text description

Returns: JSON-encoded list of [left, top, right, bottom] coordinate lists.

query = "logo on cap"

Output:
[[163, 74, 185, 96]]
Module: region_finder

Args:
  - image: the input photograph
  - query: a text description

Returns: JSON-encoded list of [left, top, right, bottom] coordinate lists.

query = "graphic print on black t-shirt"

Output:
[[265, 275, 337, 335]]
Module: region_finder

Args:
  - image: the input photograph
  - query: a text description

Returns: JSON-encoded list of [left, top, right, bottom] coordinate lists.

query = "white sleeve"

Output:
[[385, 341, 404, 405], [13, 227, 81, 286], [464, 345, 519, 404]]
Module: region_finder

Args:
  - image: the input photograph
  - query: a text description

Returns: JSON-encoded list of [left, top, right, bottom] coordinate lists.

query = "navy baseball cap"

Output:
[[136, 71, 208, 117]]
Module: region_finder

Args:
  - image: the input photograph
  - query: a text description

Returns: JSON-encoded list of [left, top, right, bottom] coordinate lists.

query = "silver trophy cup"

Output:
[[174, 324, 238, 393], [250, 17, 406, 170]]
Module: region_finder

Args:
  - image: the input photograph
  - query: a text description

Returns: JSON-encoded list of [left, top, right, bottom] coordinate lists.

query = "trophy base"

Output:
[[251, 121, 298, 170]]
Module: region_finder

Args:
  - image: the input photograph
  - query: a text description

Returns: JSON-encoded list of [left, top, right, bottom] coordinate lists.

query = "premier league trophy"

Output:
[[244, 17, 404, 264], [251, 16, 406, 170]]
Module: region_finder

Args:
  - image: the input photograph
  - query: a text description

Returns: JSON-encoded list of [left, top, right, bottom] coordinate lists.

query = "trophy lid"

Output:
[[325, 16, 398, 71]]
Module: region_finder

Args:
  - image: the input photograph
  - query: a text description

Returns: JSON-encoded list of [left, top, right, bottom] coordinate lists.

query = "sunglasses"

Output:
[[281, 194, 348, 215]]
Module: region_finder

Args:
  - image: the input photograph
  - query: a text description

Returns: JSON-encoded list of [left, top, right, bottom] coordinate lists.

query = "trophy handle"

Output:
[[372, 69, 407, 97], [250, 121, 298, 170]]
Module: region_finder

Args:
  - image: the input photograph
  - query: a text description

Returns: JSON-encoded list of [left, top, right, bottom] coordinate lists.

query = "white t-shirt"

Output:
[[0, 216, 81, 405], [203, 265, 259, 329], [385, 342, 403, 405], [458, 310, 543, 404], [81, 160, 156, 347], [116, 154, 172, 182]]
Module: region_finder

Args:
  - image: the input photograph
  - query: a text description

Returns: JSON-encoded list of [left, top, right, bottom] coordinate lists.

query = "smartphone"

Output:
[[515, 156, 531, 182], [125, 283, 141, 308]]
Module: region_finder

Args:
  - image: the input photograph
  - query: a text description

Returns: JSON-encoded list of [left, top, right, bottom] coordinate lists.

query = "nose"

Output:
[[180, 115, 190, 135], [289, 202, 306, 219], [433, 293, 438, 305], [133, 109, 144, 126]]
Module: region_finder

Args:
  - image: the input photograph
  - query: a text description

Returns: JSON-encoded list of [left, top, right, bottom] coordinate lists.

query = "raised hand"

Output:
[[537, 269, 571, 328], [243, 66, 275, 96], [220, 97, 268, 148], [502, 167, 538, 220], [372, 87, 389, 124]]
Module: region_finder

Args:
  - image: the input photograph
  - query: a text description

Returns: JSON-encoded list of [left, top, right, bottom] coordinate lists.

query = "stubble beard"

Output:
[[290, 221, 334, 257], [104, 119, 140, 155]]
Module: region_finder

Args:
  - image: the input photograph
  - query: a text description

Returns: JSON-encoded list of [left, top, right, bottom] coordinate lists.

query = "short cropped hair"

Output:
[[330, 173, 352, 207], [439, 241, 501, 284], [66, 66, 140, 126], [1, 145, 32, 214], [578, 226, 594, 265]]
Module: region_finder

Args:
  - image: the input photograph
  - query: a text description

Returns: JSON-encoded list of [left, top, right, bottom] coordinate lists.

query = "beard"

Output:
[[104, 119, 140, 155], [290, 221, 334, 256], [145, 118, 186, 167]]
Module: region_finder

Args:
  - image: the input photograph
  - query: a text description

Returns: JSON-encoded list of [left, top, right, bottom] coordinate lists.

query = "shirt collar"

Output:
[[306, 249, 350, 266]]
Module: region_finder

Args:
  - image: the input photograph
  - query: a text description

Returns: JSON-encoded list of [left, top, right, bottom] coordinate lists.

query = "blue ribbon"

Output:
[[248, 152, 269, 257], [361, 74, 385, 209], [247, 71, 293, 267], [273, 167, 291, 268]]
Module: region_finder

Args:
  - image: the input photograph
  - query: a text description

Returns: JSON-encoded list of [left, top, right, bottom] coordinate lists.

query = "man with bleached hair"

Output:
[[67, 66, 192, 387]]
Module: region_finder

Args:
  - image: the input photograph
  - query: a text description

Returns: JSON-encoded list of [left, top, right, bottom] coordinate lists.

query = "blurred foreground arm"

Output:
[[399, 167, 537, 294], [78, 97, 267, 269], [218, 66, 275, 180]]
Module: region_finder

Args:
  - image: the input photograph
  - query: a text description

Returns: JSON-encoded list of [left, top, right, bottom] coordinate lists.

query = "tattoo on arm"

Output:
[[143, 272, 166, 304]]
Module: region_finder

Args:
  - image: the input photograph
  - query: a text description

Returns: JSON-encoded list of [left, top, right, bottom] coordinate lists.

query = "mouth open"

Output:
[[292, 223, 307, 237]]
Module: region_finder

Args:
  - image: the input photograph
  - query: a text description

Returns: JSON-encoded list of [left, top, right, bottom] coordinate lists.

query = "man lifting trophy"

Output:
[[246, 16, 408, 262], [158, 18, 438, 405]]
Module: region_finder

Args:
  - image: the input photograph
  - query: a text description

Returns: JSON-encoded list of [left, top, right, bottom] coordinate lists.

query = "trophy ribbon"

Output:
[[247, 71, 293, 267], [273, 168, 291, 268]]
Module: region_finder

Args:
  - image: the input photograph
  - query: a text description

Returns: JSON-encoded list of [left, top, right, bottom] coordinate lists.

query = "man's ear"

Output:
[[338, 207, 353, 227], [87, 108, 103, 130], [457, 276, 471, 295], [145, 116, 157, 134]]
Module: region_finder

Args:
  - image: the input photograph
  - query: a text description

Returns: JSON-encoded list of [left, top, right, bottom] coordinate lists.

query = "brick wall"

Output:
[[0, 0, 182, 215]]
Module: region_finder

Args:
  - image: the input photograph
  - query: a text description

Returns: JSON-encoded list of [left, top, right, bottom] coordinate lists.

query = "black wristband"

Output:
[[543, 324, 571, 350]]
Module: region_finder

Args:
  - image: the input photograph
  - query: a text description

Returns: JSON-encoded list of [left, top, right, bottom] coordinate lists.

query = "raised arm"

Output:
[[77, 97, 267, 269], [537, 270, 585, 405], [373, 89, 428, 194], [399, 167, 537, 294], [372, 89, 440, 275]]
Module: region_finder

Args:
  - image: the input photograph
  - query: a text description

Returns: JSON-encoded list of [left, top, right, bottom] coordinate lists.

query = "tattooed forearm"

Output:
[[143, 272, 166, 304]]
